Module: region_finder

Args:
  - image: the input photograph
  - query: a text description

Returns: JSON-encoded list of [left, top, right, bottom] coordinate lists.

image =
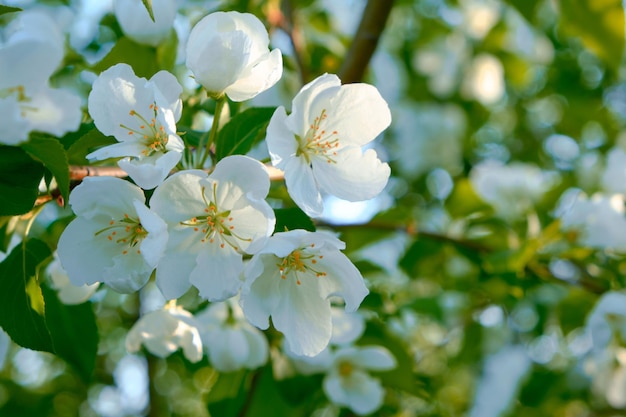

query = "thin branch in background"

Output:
[[267, 0, 309, 85], [338, 0, 395, 84]]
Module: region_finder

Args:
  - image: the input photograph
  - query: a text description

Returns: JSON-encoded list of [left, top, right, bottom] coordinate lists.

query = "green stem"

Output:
[[198, 96, 227, 168]]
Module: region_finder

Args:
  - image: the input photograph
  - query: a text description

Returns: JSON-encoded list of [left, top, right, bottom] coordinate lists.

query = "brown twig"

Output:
[[338, 0, 395, 84], [267, 0, 309, 85]]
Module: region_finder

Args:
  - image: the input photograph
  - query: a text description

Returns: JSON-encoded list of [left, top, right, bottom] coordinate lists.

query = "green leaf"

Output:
[[0, 5, 21, 16], [0, 146, 45, 216], [558, 0, 625, 71], [215, 107, 276, 161], [92, 36, 158, 78], [141, 0, 155, 22], [22, 134, 70, 206], [42, 285, 98, 382], [274, 207, 316, 233], [65, 126, 117, 165], [505, 0, 541, 22], [0, 239, 53, 352], [156, 28, 178, 72]]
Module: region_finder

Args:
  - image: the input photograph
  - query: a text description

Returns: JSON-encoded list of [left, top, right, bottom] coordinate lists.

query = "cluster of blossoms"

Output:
[[50, 5, 393, 405]]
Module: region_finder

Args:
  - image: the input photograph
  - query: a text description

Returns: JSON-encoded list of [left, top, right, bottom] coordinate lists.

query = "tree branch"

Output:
[[338, 0, 396, 84]]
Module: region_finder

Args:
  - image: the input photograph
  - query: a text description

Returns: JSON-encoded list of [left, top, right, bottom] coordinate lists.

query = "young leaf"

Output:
[[0, 146, 44, 216], [42, 285, 98, 382], [0, 5, 21, 16], [0, 239, 53, 352], [22, 134, 70, 205], [215, 107, 276, 161], [274, 207, 316, 233], [65, 126, 117, 165]]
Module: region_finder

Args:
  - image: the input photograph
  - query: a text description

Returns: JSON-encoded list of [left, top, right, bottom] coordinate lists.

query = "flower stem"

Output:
[[198, 96, 227, 168]]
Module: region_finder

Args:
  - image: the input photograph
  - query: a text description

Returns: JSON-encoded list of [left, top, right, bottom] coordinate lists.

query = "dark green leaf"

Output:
[[0, 146, 44, 216], [274, 207, 316, 233], [42, 285, 98, 382], [65, 127, 117, 165], [0, 239, 53, 352], [92, 37, 158, 78], [141, 0, 155, 21], [215, 107, 276, 161], [558, 0, 625, 71], [156, 28, 178, 71], [22, 134, 70, 205], [505, 0, 541, 22], [0, 5, 21, 16], [243, 367, 296, 417]]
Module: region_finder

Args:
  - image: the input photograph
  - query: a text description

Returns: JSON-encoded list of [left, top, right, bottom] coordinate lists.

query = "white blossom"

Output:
[[87, 63, 184, 189], [126, 306, 203, 362], [57, 177, 168, 293], [240, 229, 369, 357], [266, 73, 391, 217], [601, 147, 626, 195], [323, 345, 396, 415], [47, 255, 99, 304], [150, 155, 275, 301], [0, 10, 81, 144], [114, 0, 177, 46], [195, 298, 268, 372], [185, 11, 282, 101]]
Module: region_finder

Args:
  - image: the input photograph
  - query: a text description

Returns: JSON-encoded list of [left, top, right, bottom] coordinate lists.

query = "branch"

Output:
[[267, 0, 309, 84], [338, 0, 396, 84]]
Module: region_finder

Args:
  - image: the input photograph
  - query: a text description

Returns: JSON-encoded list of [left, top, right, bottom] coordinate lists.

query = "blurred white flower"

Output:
[[601, 147, 626, 195], [195, 298, 268, 372], [0, 328, 9, 370], [57, 177, 168, 293], [240, 230, 369, 357], [87, 63, 184, 189], [586, 291, 626, 357], [266, 73, 391, 217], [469, 345, 531, 417], [323, 345, 396, 415], [0, 10, 81, 144], [150, 155, 275, 301], [558, 192, 626, 251], [47, 255, 99, 304], [114, 0, 177, 46], [126, 305, 203, 362], [462, 53, 505, 106], [470, 160, 557, 220], [185, 11, 282, 101]]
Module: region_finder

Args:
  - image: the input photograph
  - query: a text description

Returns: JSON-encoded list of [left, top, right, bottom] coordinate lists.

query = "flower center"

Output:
[[338, 360, 354, 377], [179, 183, 250, 250], [277, 244, 326, 285], [95, 213, 147, 255], [120, 103, 169, 157], [295, 109, 339, 164], [0, 85, 38, 117]]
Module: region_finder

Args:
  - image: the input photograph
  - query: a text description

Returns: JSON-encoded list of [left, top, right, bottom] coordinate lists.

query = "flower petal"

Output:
[[68, 177, 144, 219], [189, 242, 243, 301], [316, 250, 369, 312], [266, 106, 298, 168], [324, 370, 384, 415], [240, 255, 282, 330], [118, 150, 182, 190], [134, 201, 168, 268], [150, 169, 208, 223], [313, 147, 390, 201], [351, 346, 396, 371], [287, 73, 341, 135], [283, 156, 324, 217], [225, 48, 283, 102], [23, 87, 82, 137], [155, 228, 201, 299], [211, 155, 271, 205]]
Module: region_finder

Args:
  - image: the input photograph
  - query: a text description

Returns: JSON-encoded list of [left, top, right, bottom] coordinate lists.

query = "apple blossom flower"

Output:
[[87, 63, 184, 189], [586, 291, 626, 357], [240, 229, 369, 357], [47, 255, 99, 304], [185, 11, 283, 101], [265, 73, 391, 217], [57, 177, 168, 293], [114, 0, 177, 46], [0, 10, 81, 144], [195, 297, 268, 372], [126, 305, 203, 362], [323, 345, 396, 415], [150, 155, 275, 301], [557, 191, 626, 251], [601, 147, 626, 195]]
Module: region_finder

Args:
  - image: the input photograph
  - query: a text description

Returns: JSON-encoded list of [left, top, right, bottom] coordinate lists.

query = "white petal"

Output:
[[190, 242, 243, 301], [0, 39, 61, 91], [317, 250, 369, 312], [69, 177, 143, 219], [313, 147, 390, 201], [266, 106, 298, 169], [283, 156, 324, 217], [114, 0, 176, 47], [241, 324, 269, 369], [351, 346, 396, 371], [23, 87, 82, 137], [288, 73, 341, 135], [225, 48, 283, 102], [0, 97, 29, 145], [211, 155, 271, 204], [155, 228, 201, 299], [87, 142, 146, 160], [150, 169, 208, 223], [118, 150, 182, 190], [240, 255, 282, 330], [150, 70, 183, 121], [272, 276, 333, 357], [324, 370, 384, 415], [102, 250, 152, 293], [134, 201, 168, 268], [206, 327, 250, 372]]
